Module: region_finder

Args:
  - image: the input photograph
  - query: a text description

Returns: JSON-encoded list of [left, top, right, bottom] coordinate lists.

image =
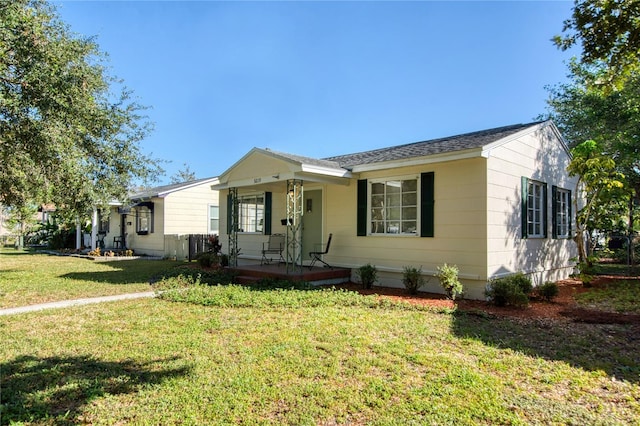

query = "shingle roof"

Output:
[[129, 176, 218, 200], [324, 122, 542, 169], [262, 148, 344, 170]]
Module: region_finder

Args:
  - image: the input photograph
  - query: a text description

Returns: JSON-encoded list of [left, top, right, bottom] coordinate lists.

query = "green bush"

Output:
[[485, 273, 532, 308], [402, 266, 425, 295], [357, 264, 378, 289], [535, 281, 559, 301], [436, 263, 463, 300]]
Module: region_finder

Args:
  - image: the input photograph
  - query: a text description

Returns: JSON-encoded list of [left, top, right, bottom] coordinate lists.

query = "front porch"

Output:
[[231, 261, 351, 286]]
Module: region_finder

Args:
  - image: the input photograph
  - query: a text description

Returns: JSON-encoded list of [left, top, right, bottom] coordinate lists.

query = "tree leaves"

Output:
[[0, 0, 163, 219]]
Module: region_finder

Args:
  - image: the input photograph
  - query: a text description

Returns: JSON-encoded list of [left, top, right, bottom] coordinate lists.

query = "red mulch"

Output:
[[333, 276, 640, 325]]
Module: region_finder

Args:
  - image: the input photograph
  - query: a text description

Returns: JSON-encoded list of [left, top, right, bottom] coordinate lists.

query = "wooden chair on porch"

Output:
[[261, 233, 285, 265], [309, 233, 332, 269]]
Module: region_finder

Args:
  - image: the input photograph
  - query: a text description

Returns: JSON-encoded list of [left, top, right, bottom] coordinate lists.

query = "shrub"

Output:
[[88, 247, 101, 257], [485, 273, 532, 308], [436, 263, 463, 300], [197, 252, 220, 268], [357, 264, 378, 289], [402, 266, 425, 295], [535, 281, 559, 302]]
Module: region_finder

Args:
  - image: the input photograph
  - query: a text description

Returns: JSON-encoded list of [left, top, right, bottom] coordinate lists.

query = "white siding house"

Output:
[[213, 121, 578, 299], [104, 177, 219, 258]]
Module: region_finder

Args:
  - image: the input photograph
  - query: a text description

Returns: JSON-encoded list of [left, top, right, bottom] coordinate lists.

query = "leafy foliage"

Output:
[[534, 281, 560, 302], [0, 0, 163, 219], [356, 263, 378, 289], [436, 263, 463, 300], [485, 273, 533, 308], [169, 163, 197, 184], [402, 266, 426, 295], [554, 0, 640, 88]]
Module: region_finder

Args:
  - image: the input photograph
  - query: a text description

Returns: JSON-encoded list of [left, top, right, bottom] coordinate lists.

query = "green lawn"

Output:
[[1, 279, 639, 425], [575, 278, 640, 314], [0, 249, 176, 308]]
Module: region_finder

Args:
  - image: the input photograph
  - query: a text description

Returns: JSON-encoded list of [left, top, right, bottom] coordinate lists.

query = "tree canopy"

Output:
[[554, 0, 640, 88], [0, 0, 163, 220], [170, 163, 197, 184]]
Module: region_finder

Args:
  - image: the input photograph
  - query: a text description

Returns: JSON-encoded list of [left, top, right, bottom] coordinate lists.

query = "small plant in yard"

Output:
[[534, 281, 559, 302], [357, 263, 378, 289], [485, 272, 532, 308], [436, 263, 463, 300], [88, 247, 101, 257], [402, 266, 425, 294]]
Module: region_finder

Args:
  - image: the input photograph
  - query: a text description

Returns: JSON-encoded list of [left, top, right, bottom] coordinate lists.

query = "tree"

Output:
[[170, 163, 197, 184], [567, 140, 627, 265], [543, 63, 640, 264], [554, 0, 640, 88], [0, 0, 163, 223]]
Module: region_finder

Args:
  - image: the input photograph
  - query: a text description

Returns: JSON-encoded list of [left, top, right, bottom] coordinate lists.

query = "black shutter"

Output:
[[357, 179, 367, 236], [521, 177, 529, 238], [543, 183, 548, 238], [420, 172, 434, 237], [551, 185, 558, 239], [226, 193, 233, 235], [568, 189, 572, 239], [264, 192, 272, 235]]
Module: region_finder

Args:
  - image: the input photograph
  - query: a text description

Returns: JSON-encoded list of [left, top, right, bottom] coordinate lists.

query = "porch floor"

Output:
[[231, 262, 351, 286]]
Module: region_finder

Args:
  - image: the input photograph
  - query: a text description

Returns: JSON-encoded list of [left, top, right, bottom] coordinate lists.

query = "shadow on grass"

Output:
[[451, 312, 640, 384], [0, 354, 191, 425], [60, 260, 178, 285]]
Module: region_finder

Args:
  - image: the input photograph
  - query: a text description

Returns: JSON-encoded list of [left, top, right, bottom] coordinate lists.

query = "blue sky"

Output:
[[56, 1, 576, 184]]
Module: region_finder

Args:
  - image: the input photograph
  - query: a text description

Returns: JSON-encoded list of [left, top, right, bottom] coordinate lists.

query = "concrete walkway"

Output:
[[0, 291, 156, 316]]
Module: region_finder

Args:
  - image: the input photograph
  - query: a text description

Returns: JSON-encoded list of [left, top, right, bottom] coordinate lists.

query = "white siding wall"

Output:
[[164, 184, 219, 235], [486, 125, 578, 286]]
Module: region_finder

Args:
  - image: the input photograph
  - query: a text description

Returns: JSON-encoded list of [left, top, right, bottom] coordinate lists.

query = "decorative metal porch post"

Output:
[[228, 187, 239, 268], [285, 179, 303, 273]]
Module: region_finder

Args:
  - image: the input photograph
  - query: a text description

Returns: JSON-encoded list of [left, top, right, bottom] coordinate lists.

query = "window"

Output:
[[135, 203, 153, 235], [370, 178, 418, 235], [521, 177, 547, 238], [238, 195, 264, 233], [553, 187, 571, 239], [209, 205, 219, 234]]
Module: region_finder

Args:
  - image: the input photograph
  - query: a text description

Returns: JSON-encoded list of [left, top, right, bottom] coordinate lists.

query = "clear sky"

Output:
[[55, 0, 576, 185]]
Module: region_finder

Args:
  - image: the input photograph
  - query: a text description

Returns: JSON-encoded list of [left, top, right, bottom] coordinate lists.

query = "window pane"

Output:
[[401, 180, 417, 192], [386, 181, 401, 194], [387, 222, 400, 233], [386, 193, 401, 207], [402, 193, 417, 206], [387, 207, 400, 220], [371, 194, 384, 207], [402, 221, 417, 234], [403, 207, 417, 220], [371, 182, 385, 195], [371, 221, 384, 234]]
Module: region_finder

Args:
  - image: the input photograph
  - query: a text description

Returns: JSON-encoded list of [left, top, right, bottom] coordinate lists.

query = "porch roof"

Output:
[[213, 147, 353, 190]]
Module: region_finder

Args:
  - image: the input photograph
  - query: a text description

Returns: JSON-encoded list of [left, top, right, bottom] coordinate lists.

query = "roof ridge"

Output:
[[324, 121, 543, 162]]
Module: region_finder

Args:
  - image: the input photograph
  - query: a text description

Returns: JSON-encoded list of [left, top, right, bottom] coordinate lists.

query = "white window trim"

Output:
[[368, 174, 420, 237], [238, 193, 265, 234], [555, 188, 570, 238], [208, 204, 219, 235], [527, 180, 545, 238]]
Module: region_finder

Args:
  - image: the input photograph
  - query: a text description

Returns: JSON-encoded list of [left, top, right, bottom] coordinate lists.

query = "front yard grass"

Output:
[[0, 249, 176, 308], [575, 278, 640, 314], [1, 283, 639, 425]]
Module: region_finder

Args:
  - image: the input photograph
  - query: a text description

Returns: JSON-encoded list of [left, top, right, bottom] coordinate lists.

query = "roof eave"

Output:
[[350, 148, 485, 172]]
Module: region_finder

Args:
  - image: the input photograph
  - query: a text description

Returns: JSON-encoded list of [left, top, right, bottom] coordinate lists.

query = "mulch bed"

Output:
[[333, 277, 640, 325]]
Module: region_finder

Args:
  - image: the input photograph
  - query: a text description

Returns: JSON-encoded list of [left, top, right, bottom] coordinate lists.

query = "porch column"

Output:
[[285, 179, 303, 273], [91, 207, 98, 250], [76, 216, 82, 250], [227, 187, 239, 267]]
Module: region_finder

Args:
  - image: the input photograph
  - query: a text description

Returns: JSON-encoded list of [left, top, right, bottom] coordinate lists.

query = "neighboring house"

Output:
[[104, 177, 220, 258], [213, 121, 578, 300]]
